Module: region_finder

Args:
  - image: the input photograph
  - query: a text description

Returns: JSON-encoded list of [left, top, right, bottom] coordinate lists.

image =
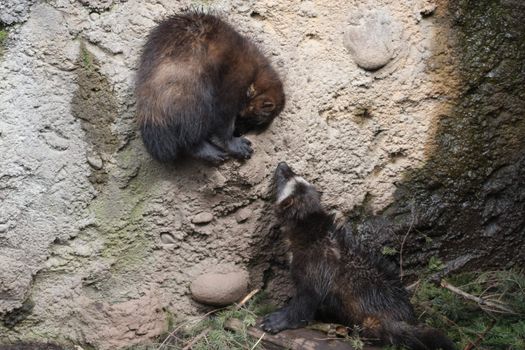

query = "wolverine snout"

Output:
[[275, 162, 294, 178], [275, 162, 296, 202]]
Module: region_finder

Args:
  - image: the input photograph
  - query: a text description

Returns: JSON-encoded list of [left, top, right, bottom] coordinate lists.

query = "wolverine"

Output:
[[262, 162, 455, 350], [135, 12, 285, 164]]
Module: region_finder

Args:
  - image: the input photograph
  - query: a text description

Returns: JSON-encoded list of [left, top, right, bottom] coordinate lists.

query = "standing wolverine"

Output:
[[135, 12, 284, 164], [262, 162, 455, 350]]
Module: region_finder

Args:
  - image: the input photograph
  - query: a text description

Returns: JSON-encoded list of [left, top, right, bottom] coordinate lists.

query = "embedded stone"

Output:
[[87, 153, 103, 170], [343, 10, 396, 71], [78, 0, 114, 12], [159, 232, 177, 245], [235, 208, 252, 223], [190, 271, 249, 306], [191, 212, 214, 225]]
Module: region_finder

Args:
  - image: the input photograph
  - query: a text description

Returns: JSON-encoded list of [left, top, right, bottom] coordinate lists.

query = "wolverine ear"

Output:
[[280, 196, 294, 209]]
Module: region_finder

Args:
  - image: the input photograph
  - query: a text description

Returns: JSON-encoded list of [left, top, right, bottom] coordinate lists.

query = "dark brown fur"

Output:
[[262, 162, 455, 350], [135, 12, 284, 163]]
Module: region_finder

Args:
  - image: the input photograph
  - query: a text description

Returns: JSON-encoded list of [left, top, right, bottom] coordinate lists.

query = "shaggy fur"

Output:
[[135, 12, 284, 163], [262, 162, 455, 350]]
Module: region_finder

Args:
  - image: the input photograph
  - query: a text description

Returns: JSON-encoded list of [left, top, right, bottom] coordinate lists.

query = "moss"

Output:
[[2, 299, 34, 329], [381, 246, 398, 256], [80, 45, 93, 71], [412, 270, 525, 349], [71, 43, 153, 277], [427, 256, 445, 273], [126, 292, 275, 350], [0, 26, 7, 57], [406, 0, 525, 190], [352, 0, 525, 274], [91, 175, 151, 273], [71, 42, 119, 189]]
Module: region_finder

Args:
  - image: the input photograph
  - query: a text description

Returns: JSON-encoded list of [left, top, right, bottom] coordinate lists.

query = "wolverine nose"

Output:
[[275, 162, 294, 179], [277, 161, 290, 172]]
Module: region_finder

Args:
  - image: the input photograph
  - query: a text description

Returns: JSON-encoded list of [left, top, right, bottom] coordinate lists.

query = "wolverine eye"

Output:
[[261, 101, 275, 112], [247, 84, 257, 98]]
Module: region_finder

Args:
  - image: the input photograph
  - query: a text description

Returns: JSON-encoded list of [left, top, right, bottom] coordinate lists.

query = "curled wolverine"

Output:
[[262, 162, 455, 350], [135, 12, 284, 164]]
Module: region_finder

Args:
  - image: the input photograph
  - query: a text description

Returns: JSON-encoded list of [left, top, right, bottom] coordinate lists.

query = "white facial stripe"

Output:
[[277, 178, 297, 203], [277, 176, 310, 203], [295, 176, 310, 185]]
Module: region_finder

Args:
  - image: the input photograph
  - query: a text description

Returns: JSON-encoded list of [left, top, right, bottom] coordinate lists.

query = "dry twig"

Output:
[[250, 333, 265, 350], [406, 280, 420, 293], [236, 289, 260, 310], [440, 280, 515, 314], [399, 204, 416, 281], [181, 327, 211, 350]]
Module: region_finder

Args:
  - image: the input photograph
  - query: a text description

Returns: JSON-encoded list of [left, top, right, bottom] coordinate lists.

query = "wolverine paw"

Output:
[[200, 149, 229, 165], [226, 137, 253, 159], [261, 309, 305, 334]]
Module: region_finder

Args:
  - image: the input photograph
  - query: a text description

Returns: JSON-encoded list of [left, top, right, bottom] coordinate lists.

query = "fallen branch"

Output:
[[236, 289, 260, 309], [224, 318, 293, 349], [181, 326, 211, 350], [406, 280, 420, 293], [440, 280, 515, 314], [250, 332, 265, 350], [307, 323, 350, 338], [225, 318, 378, 350]]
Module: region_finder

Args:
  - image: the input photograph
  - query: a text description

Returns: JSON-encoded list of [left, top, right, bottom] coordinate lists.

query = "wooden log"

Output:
[[224, 318, 381, 350]]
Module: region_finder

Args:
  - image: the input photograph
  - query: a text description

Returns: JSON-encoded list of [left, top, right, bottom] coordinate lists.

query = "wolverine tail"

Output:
[[362, 317, 455, 350]]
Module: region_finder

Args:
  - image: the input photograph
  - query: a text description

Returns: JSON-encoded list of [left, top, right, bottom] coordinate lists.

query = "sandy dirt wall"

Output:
[[1, 0, 524, 348]]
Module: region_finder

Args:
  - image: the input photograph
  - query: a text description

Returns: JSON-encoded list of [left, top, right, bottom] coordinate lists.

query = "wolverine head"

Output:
[[274, 162, 322, 220], [236, 81, 285, 135]]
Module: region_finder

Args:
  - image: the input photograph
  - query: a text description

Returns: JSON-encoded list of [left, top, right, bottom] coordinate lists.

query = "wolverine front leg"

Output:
[[261, 289, 320, 334], [211, 116, 253, 159], [190, 140, 229, 164]]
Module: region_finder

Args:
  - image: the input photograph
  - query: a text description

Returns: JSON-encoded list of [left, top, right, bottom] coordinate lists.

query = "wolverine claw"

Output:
[[261, 309, 300, 334], [226, 136, 253, 159], [202, 150, 229, 164]]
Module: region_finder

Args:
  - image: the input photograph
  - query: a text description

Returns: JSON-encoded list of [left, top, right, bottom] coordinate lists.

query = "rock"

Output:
[[159, 232, 177, 245], [190, 271, 249, 306], [191, 212, 214, 225], [77, 292, 165, 350], [87, 153, 103, 170], [299, 1, 318, 18], [78, 0, 114, 12], [0, 0, 34, 25], [420, 4, 437, 17], [235, 208, 252, 223], [343, 9, 397, 71], [0, 255, 33, 312]]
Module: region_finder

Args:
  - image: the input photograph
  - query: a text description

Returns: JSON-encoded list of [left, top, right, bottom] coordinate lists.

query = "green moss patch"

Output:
[[126, 292, 275, 350], [413, 270, 525, 349], [71, 43, 119, 188], [0, 26, 8, 57], [350, 0, 525, 275]]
